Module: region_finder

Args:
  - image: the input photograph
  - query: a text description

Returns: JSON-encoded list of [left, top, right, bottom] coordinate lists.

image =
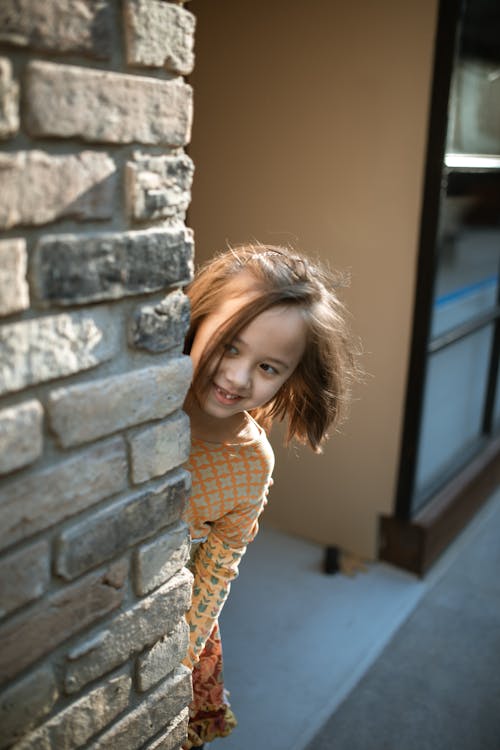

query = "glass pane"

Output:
[[414, 325, 494, 510], [431, 226, 499, 338], [446, 58, 500, 156]]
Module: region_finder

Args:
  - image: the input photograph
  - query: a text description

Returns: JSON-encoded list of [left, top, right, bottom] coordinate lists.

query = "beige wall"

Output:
[[189, 0, 438, 557]]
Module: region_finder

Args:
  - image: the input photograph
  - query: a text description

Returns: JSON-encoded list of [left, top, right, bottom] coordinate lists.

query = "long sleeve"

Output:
[[182, 430, 274, 670], [183, 491, 267, 669]]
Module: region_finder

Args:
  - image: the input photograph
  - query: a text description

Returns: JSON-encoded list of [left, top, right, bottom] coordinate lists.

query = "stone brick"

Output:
[[102, 558, 130, 590], [15, 674, 131, 750], [0, 437, 127, 552], [56, 470, 188, 580], [137, 618, 189, 692], [134, 521, 190, 596], [0, 0, 112, 59], [143, 708, 189, 750], [0, 150, 116, 229], [0, 238, 29, 316], [0, 57, 19, 139], [0, 308, 119, 396], [65, 568, 193, 693], [0, 666, 58, 750], [129, 289, 190, 354], [0, 399, 43, 475], [0, 539, 50, 619], [26, 61, 193, 146], [126, 153, 194, 222], [0, 567, 125, 686], [48, 358, 192, 447], [124, 1, 195, 74], [128, 411, 191, 484], [87, 666, 192, 750], [32, 226, 194, 306]]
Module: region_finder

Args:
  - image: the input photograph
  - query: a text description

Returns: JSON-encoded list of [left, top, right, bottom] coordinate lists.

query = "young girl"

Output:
[[181, 243, 358, 748]]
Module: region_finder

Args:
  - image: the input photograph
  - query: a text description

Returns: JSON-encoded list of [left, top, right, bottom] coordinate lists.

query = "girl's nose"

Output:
[[225, 360, 251, 390]]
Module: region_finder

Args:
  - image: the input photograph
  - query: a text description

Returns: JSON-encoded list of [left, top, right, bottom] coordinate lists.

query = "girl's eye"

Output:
[[260, 363, 278, 375], [224, 344, 238, 355]]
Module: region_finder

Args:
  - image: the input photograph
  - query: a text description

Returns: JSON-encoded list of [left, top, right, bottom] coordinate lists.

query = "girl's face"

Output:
[[190, 281, 307, 426]]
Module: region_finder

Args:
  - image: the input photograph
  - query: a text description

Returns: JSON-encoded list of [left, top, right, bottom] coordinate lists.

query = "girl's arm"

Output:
[[183, 489, 269, 669]]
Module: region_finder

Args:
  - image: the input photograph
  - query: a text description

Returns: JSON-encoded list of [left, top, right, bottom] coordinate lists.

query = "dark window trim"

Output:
[[394, 0, 463, 520], [483, 268, 500, 433]]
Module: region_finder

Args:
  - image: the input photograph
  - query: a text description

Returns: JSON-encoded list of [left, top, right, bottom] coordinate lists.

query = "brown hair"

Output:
[[184, 243, 360, 453]]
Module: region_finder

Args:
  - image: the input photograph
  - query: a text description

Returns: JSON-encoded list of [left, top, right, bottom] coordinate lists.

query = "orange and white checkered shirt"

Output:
[[182, 421, 274, 667]]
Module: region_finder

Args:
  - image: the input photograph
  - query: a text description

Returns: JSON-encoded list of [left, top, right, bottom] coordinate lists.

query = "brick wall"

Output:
[[0, 2, 196, 748]]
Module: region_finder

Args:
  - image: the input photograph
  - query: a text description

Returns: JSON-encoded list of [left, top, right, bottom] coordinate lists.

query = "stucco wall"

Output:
[[188, 0, 439, 557]]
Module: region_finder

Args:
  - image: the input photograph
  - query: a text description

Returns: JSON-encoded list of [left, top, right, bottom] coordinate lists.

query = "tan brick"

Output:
[[0, 0, 112, 59], [128, 411, 191, 484], [0, 399, 43, 475], [0, 238, 29, 316], [0, 437, 127, 552], [0, 539, 50, 619], [0, 150, 116, 229], [26, 61, 193, 146], [124, 0, 195, 74], [0, 666, 58, 750], [65, 568, 193, 693], [88, 666, 192, 750], [55, 470, 188, 580], [134, 521, 190, 596], [0, 309, 119, 396], [32, 226, 194, 306], [126, 153, 194, 222], [48, 358, 192, 447], [128, 289, 191, 354], [143, 709, 189, 750], [15, 674, 131, 750], [137, 618, 189, 692], [0, 566, 126, 686], [0, 58, 19, 139]]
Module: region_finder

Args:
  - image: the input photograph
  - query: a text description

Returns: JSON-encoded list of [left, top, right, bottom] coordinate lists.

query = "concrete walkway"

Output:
[[209, 489, 500, 750]]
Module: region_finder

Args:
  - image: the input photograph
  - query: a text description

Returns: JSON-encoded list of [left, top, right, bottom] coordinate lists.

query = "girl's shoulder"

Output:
[[190, 413, 274, 466]]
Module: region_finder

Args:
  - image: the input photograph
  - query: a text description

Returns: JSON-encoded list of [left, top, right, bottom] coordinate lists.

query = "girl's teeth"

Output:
[[217, 386, 238, 399]]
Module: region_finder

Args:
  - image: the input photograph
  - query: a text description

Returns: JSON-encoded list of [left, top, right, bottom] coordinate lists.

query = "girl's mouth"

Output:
[[213, 384, 242, 404]]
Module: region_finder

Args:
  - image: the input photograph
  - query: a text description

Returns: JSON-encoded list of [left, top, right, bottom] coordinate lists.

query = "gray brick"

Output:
[[134, 521, 190, 596], [0, 437, 127, 552], [88, 666, 192, 750], [137, 618, 189, 692], [0, 150, 116, 229], [0, 399, 43, 476], [15, 674, 131, 750], [143, 708, 189, 750], [0, 238, 29, 316], [32, 226, 194, 306], [124, 1, 195, 74], [56, 470, 188, 580], [126, 153, 194, 222], [0, 308, 119, 396], [0, 0, 112, 59], [0, 566, 125, 686], [128, 289, 190, 354], [129, 411, 190, 484], [0, 666, 58, 750], [48, 358, 192, 447], [0, 58, 19, 139], [0, 539, 50, 619], [65, 568, 193, 693], [26, 61, 193, 146]]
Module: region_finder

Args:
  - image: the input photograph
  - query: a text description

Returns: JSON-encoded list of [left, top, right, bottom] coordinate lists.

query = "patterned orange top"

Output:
[[182, 419, 274, 668]]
